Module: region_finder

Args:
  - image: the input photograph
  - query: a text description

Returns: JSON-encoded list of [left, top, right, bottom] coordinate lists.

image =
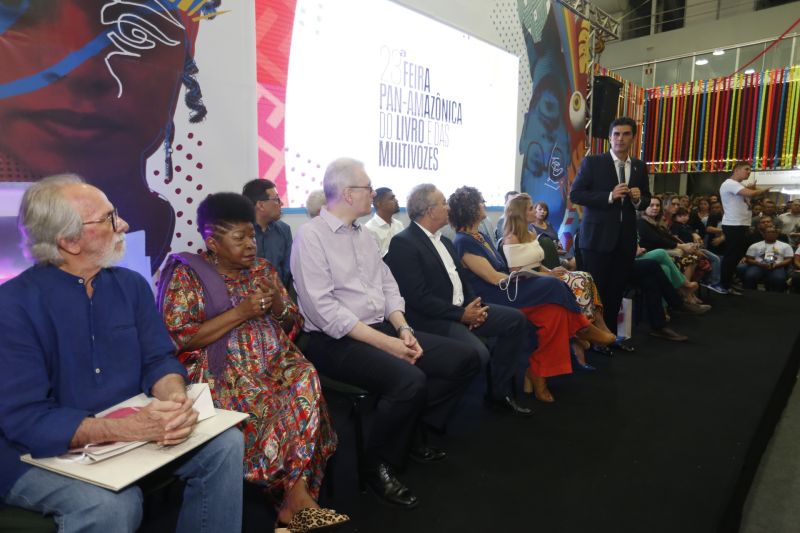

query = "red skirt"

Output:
[[520, 303, 590, 377]]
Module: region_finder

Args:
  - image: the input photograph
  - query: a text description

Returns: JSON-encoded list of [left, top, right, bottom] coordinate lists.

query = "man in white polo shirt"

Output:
[[719, 161, 769, 295], [364, 187, 404, 256]]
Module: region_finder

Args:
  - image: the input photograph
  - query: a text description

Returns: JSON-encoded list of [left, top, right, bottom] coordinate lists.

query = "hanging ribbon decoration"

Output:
[[642, 65, 800, 172]]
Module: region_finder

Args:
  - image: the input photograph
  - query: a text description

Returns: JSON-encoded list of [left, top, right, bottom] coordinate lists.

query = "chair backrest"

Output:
[[536, 235, 561, 269]]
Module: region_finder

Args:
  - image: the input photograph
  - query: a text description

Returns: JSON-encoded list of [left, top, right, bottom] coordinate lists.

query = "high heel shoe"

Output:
[[571, 341, 596, 371], [576, 324, 616, 346], [524, 370, 554, 402], [572, 355, 596, 370]]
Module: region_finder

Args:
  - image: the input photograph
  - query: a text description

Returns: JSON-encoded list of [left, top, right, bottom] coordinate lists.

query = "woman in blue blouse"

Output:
[[448, 187, 614, 402]]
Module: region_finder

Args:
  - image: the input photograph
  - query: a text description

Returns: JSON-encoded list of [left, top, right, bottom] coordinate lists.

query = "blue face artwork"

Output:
[[517, 0, 571, 234]]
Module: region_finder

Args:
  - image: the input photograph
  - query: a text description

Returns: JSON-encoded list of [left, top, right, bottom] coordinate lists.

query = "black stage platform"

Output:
[[299, 290, 799, 533]]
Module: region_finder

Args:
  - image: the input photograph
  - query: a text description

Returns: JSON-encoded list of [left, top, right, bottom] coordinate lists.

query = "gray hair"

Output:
[[305, 189, 326, 217], [406, 183, 438, 221], [18, 174, 85, 265], [323, 157, 364, 202]]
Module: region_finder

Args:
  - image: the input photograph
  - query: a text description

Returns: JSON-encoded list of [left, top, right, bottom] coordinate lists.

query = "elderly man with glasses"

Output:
[[242, 178, 293, 287], [0, 175, 244, 533], [291, 158, 481, 510]]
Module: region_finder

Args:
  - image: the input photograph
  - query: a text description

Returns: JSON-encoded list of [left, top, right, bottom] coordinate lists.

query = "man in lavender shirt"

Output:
[[291, 158, 480, 509]]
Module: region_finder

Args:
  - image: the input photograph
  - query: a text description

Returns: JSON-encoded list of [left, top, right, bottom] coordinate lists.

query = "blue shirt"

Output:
[[0, 265, 186, 498], [254, 220, 293, 287]]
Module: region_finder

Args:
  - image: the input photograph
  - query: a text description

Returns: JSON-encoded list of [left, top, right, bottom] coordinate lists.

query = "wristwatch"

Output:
[[397, 324, 415, 336]]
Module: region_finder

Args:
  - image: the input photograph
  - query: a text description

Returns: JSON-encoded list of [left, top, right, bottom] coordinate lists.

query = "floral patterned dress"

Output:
[[161, 256, 337, 501], [503, 238, 603, 321]]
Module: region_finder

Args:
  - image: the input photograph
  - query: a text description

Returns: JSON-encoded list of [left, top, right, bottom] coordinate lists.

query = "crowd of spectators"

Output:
[[2, 157, 797, 532]]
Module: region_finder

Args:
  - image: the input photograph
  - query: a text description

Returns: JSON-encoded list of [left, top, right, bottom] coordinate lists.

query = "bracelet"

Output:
[[271, 304, 291, 321], [397, 324, 414, 336]]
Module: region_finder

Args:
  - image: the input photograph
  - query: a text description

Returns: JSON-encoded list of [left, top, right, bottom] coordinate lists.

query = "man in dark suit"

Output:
[[385, 184, 533, 417], [569, 117, 651, 351]]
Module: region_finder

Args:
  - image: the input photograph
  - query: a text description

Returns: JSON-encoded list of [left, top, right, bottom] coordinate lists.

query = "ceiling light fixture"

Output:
[[744, 68, 756, 75], [713, 49, 725, 56], [695, 58, 709, 66]]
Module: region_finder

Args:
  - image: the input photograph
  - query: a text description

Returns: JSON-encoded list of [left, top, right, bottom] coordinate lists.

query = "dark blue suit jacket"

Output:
[[384, 222, 475, 327], [569, 152, 651, 253]]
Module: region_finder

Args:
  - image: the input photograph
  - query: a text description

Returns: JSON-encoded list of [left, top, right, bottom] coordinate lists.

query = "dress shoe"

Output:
[[649, 327, 688, 342], [408, 444, 447, 463], [674, 302, 710, 315], [590, 344, 613, 357], [610, 340, 635, 352], [485, 395, 535, 417], [365, 463, 419, 509]]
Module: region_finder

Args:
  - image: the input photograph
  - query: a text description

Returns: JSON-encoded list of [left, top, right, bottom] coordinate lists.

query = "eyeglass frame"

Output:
[[82, 208, 118, 232], [346, 185, 374, 193], [257, 194, 283, 205]]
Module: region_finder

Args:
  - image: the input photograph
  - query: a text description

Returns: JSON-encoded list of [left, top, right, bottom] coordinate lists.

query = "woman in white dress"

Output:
[[503, 193, 615, 374]]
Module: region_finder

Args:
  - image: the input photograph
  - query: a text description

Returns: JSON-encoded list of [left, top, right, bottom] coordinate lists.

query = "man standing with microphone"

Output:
[[570, 117, 651, 353]]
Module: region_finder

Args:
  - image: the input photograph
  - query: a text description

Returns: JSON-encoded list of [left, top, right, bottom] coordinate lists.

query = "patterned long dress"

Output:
[[161, 256, 337, 501]]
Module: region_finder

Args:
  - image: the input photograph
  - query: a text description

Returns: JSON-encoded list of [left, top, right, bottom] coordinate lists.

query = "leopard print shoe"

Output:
[[275, 507, 350, 533]]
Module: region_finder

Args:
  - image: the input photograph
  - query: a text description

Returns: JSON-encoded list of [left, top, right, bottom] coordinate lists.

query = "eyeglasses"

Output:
[[347, 185, 374, 193], [82, 208, 118, 232], [263, 196, 283, 205]]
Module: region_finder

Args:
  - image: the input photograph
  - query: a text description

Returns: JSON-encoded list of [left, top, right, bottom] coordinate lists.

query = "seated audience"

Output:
[[670, 207, 724, 293], [779, 199, 800, 247], [448, 186, 614, 403], [662, 195, 680, 227], [158, 193, 346, 530], [636, 247, 706, 304], [742, 227, 794, 292], [751, 199, 763, 219], [527, 199, 576, 269], [689, 196, 709, 239], [305, 189, 326, 218], [670, 207, 703, 245], [0, 175, 244, 533], [242, 178, 293, 288], [746, 215, 789, 247], [705, 201, 726, 255], [755, 199, 780, 229], [364, 186, 404, 256], [385, 184, 533, 416], [291, 158, 480, 509], [638, 198, 709, 284], [504, 193, 614, 369], [494, 190, 520, 241]]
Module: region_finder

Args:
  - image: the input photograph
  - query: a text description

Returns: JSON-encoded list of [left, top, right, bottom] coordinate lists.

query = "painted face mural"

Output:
[[0, 0, 218, 271], [517, 0, 588, 251]]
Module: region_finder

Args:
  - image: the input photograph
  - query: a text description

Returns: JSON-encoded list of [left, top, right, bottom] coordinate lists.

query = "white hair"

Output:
[[18, 174, 85, 265], [406, 184, 438, 221], [323, 157, 364, 203], [305, 189, 326, 217]]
